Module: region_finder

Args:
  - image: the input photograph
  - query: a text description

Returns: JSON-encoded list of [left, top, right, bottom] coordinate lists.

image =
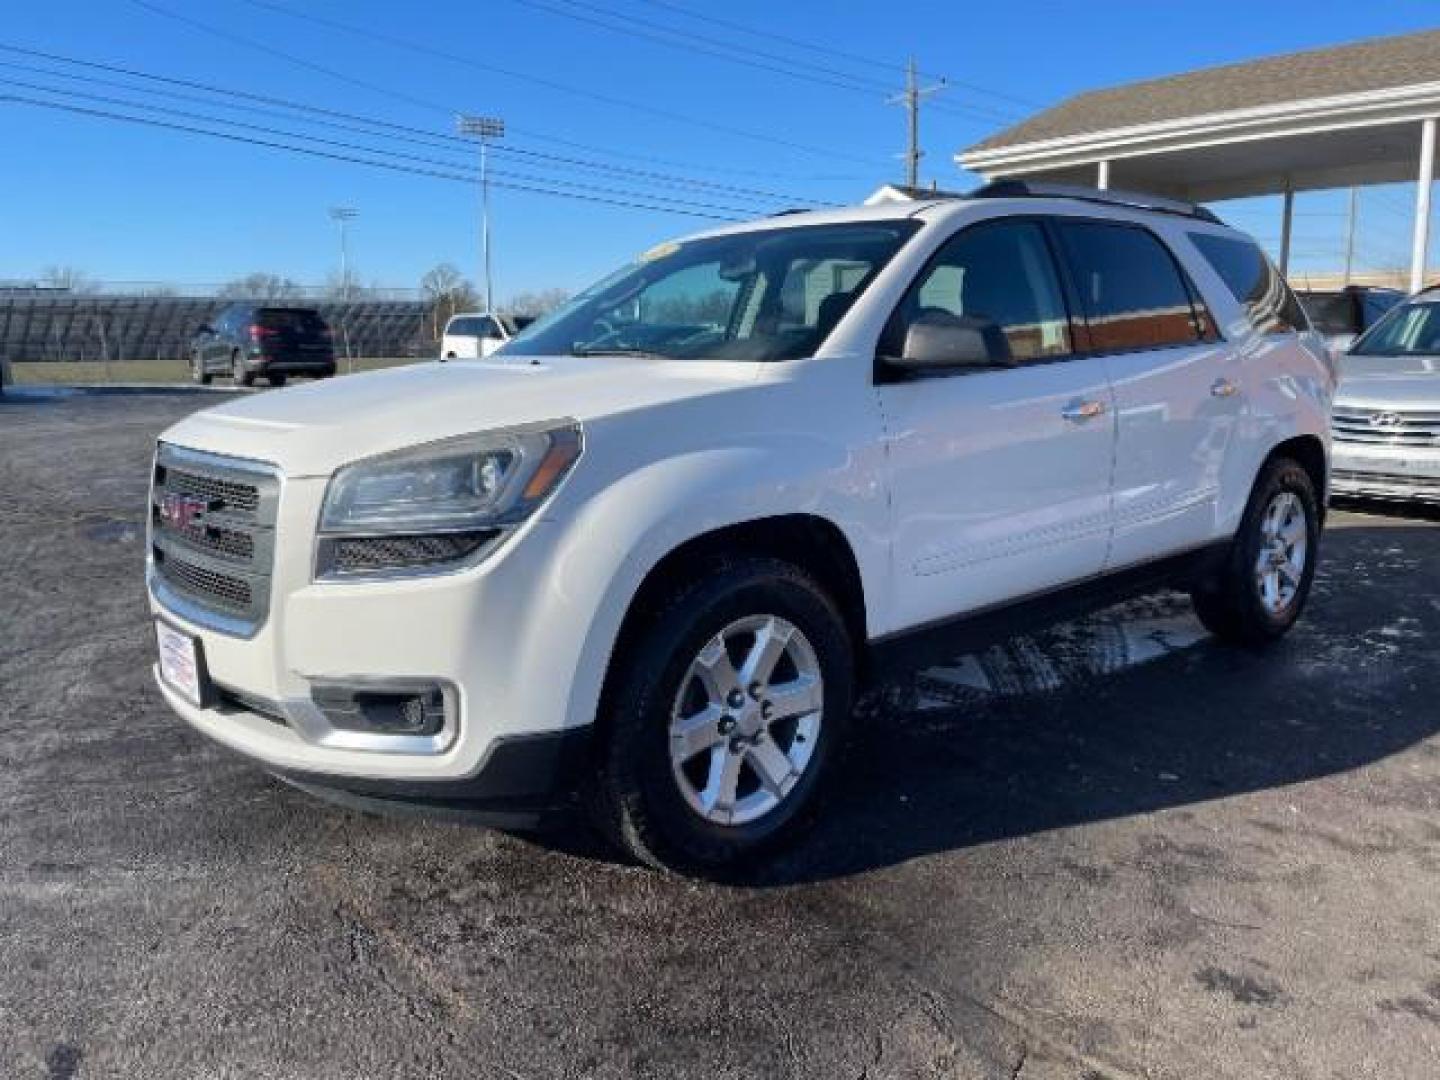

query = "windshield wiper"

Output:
[[569, 346, 668, 359]]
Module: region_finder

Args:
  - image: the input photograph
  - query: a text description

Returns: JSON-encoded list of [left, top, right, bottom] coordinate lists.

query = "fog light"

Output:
[[310, 681, 450, 737]]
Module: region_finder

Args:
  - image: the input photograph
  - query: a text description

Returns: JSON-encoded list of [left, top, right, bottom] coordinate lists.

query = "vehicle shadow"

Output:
[[756, 518, 1440, 884], [525, 518, 1440, 884]]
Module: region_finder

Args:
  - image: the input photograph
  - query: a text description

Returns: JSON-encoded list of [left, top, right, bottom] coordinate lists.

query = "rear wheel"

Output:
[[267, 373, 287, 388], [1191, 457, 1319, 646], [190, 352, 211, 385], [588, 557, 853, 874]]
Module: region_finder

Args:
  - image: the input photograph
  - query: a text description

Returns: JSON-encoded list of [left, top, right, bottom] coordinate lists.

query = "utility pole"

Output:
[[457, 114, 505, 312], [1342, 186, 1358, 285], [328, 207, 357, 300], [888, 57, 946, 189]]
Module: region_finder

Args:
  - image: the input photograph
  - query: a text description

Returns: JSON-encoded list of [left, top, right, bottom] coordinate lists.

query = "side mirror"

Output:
[[886, 315, 1011, 373]]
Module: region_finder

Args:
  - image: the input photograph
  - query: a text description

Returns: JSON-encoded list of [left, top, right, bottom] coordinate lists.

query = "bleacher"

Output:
[[0, 293, 433, 362]]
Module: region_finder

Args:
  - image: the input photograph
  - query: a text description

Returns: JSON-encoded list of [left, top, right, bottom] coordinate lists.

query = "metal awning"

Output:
[[957, 31, 1440, 291]]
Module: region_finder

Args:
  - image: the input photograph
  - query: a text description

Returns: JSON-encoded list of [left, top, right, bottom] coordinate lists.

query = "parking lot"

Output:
[[3, 388, 1439, 1079]]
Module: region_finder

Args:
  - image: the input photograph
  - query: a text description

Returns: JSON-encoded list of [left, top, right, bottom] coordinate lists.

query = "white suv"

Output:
[[440, 311, 532, 359], [147, 183, 1334, 873]]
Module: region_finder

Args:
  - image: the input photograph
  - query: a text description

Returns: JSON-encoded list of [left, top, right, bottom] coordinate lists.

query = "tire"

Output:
[[267, 374, 287, 388], [588, 557, 854, 874], [191, 353, 212, 385], [232, 352, 255, 387], [1191, 456, 1320, 646]]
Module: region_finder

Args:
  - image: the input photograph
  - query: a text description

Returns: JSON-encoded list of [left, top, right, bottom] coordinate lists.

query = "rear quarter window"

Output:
[[1189, 233, 1308, 335]]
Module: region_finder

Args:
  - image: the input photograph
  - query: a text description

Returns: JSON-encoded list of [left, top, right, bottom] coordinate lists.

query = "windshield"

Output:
[[1351, 299, 1440, 357], [499, 220, 921, 362]]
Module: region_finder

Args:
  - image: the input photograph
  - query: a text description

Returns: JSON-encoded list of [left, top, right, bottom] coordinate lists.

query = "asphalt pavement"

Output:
[[2, 388, 1438, 1079]]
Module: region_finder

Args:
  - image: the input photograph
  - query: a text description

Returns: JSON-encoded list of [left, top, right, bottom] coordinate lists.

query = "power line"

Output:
[[0, 93, 744, 221], [0, 42, 859, 185], [499, 0, 1021, 124], [135, 0, 885, 166], [626, 0, 1043, 111], [0, 78, 765, 216], [0, 49, 828, 206]]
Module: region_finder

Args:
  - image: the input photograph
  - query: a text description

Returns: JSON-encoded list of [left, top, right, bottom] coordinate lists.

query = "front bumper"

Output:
[[156, 668, 591, 824], [1331, 442, 1440, 502], [147, 454, 607, 803]]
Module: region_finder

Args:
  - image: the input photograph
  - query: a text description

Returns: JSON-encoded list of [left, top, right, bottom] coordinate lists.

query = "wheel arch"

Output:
[[591, 514, 869, 746], [1265, 434, 1328, 521]]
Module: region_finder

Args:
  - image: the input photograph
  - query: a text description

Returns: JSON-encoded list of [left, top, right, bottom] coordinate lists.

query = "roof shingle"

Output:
[[966, 29, 1440, 155]]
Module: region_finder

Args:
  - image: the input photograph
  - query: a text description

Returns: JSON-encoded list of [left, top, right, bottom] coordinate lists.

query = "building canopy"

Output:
[[958, 31, 1440, 289]]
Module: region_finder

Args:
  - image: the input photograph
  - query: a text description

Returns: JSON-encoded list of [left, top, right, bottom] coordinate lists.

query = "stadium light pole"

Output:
[[457, 114, 504, 312], [328, 207, 358, 372], [328, 207, 358, 301]]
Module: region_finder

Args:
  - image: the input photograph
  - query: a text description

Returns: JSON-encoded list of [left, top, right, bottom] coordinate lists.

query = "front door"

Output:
[[876, 217, 1117, 632]]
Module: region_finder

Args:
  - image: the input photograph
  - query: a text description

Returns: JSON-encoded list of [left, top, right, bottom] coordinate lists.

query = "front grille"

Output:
[[150, 444, 280, 635], [1332, 407, 1440, 446], [150, 506, 256, 562], [163, 468, 261, 514]]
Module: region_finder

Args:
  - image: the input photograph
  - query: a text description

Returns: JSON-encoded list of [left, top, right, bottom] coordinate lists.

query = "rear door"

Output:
[[1051, 217, 1237, 570], [876, 216, 1117, 629]]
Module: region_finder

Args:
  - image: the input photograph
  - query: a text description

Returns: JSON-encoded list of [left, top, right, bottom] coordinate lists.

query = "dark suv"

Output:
[[190, 304, 337, 387], [1295, 285, 1405, 353]]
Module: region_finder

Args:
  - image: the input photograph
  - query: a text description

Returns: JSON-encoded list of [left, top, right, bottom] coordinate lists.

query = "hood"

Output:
[[160, 357, 758, 477], [1336, 353, 1440, 410]]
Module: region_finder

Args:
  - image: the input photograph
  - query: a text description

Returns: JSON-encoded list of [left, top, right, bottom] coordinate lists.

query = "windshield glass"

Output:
[[1351, 299, 1440, 357], [500, 220, 921, 362]]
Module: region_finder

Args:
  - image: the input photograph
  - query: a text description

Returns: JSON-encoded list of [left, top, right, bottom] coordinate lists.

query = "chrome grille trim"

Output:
[[1332, 406, 1440, 446], [149, 443, 281, 637]]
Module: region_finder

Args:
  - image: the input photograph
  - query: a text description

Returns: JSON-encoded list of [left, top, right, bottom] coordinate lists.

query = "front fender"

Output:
[[542, 434, 886, 733]]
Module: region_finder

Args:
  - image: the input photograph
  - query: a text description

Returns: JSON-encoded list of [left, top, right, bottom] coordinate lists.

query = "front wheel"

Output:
[[266, 373, 287, 388], [1191, 456, 1320, 646], [588, 558, 854, 874]]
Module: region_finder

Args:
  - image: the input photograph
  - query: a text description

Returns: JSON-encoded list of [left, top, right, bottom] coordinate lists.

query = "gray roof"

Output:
[[966, 29, 1440, 155]]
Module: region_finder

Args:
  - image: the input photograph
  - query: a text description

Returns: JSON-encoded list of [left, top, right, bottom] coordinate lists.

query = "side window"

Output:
[[1055, 221, 1206, 351], [887, 219, 1072, 362], [1188, 232, 1308, 334]]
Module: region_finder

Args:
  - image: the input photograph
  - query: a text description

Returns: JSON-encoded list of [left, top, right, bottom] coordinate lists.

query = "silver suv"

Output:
[[1331, 286, 1440, 502]]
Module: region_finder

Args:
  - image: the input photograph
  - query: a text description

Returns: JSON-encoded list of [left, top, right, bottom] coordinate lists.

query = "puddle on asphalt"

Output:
[[85, 519, 141, 545], [914, 592, 1208, 706]]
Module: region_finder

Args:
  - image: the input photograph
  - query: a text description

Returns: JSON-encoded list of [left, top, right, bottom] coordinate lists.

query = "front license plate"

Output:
[[156, 620, 206, 707]]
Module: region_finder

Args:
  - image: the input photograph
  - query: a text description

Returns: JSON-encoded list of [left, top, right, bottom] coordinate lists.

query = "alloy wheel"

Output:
[[1253, 490, 1308, 615], [668, 614, 824, 826]]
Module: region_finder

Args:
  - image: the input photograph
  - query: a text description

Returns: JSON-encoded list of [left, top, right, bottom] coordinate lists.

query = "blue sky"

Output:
[[1, 0, 1436, 300]]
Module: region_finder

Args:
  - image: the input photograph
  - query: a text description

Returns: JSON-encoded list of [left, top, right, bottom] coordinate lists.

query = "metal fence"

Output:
[[0, 294, 436, 363]]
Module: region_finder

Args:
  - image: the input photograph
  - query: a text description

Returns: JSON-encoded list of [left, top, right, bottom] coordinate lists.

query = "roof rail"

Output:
[[968, 180, 1222, 224]]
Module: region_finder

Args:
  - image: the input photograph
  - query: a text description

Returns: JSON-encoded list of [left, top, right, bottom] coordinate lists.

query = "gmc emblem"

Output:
[[160, 493, 209, 531]]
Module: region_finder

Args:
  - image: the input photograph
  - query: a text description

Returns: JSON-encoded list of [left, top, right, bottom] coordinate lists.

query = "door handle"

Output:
[[1061, 399, 1107, 423], [1211, 378, 1239, 398]]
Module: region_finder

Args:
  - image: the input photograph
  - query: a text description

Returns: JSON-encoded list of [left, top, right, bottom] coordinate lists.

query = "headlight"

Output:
[[315, 420, 582, 579]]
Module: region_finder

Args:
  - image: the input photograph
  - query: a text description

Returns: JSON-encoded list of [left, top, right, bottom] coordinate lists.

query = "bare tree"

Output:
[[420, 263, 478, 339], [220, 272, 304, 300], [41, 265, 98, 294], [502, 288, 571, 319]]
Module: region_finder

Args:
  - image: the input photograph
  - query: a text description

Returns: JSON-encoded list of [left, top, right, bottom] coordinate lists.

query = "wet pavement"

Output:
[[3, 391, 1439, 1079]]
